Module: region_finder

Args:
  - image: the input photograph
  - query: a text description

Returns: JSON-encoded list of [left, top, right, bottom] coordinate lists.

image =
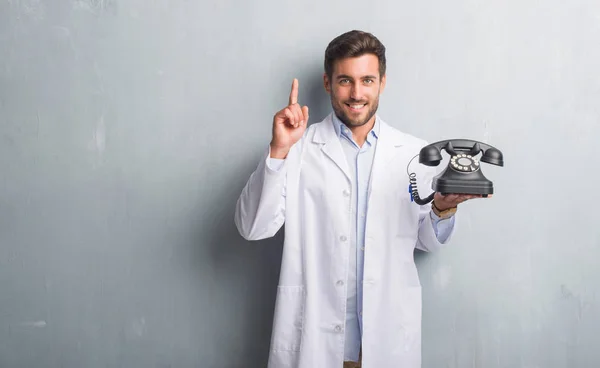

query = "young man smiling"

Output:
[[235, 30, 483, 368]]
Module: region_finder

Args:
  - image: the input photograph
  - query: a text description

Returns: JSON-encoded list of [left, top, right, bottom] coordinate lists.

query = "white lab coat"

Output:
[[235, 113, 456, 368]]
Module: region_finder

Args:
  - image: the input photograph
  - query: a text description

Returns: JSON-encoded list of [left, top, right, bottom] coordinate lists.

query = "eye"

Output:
[[364, 79, 374, 84], [340, 79, 350, 84]]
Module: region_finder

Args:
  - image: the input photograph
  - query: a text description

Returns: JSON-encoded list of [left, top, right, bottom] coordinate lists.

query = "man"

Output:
[[234, 30, 483, 368]]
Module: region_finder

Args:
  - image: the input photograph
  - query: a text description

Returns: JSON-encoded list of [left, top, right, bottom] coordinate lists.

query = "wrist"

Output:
[[269, 142, 290, 159], [432, 200, 454, 212], [432, 201, 457, 219]]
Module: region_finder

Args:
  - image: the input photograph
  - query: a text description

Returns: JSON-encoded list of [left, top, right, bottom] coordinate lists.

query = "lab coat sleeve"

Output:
[[234, 145, 288, 241]]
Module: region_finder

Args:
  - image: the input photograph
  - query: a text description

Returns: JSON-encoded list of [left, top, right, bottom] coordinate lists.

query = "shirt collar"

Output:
[[332, 112, 380, 142]]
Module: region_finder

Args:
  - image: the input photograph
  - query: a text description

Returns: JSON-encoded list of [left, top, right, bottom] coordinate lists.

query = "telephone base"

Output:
[[440, 193, 490, 198], [432, 177, 494, 196]]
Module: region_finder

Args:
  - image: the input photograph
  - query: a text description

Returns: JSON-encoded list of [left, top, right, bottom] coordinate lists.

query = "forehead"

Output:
[[332, 54, 380, 77]]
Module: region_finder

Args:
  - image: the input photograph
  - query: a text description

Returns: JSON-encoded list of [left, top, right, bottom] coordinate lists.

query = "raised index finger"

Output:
[[289, 78, 298, 106]]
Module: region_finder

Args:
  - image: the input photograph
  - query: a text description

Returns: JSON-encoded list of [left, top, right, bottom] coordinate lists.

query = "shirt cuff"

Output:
[[430, 210, 455, 243], [266, 158, 285, 172]]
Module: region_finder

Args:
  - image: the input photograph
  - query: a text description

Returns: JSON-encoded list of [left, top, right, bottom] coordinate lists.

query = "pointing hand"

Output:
[[270, 78, 309, 159]]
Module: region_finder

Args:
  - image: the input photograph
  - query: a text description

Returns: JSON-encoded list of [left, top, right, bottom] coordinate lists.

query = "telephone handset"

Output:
[[407, 139, 504, 205]]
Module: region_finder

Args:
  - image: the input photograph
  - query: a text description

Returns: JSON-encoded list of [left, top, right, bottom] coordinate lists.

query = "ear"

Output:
[[380, 74, 387, 93], [323, 73, 331, 94]]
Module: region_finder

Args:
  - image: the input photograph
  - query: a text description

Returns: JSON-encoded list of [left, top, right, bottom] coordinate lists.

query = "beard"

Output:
[[331, 93, 380, 129]]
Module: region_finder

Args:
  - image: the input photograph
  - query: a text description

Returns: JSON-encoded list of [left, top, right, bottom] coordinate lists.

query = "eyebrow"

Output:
[[336, 74, 378, 80]]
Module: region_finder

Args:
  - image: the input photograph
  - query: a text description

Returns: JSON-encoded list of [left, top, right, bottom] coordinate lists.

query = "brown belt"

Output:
[[343, 347, 362, 368]]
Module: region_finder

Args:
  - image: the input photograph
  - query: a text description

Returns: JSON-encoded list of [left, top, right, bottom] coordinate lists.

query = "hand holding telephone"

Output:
[[407, 139, 504, 205]]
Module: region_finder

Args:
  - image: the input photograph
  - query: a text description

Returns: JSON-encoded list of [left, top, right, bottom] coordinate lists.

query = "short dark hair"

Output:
[[324, 30, 386, 79]]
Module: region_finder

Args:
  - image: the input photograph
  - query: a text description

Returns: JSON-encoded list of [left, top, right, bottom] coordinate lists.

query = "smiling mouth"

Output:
[[345, 103, 367, 111]]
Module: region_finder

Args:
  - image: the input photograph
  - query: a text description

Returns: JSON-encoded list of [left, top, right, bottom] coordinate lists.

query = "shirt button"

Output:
[[342, 189, 350, 197], [334, 325, 343, 332], [340, 235, 347, 242], [361, 246, 365, 251], [336, 280, 344, 286]]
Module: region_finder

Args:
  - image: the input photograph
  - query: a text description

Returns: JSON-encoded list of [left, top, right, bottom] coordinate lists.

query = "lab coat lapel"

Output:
[[368, 118, 407, 198], [312, 114, 351, 182]]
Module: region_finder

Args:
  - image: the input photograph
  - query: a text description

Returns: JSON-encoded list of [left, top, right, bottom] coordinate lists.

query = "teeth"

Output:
[[350, 104, 366, 109]]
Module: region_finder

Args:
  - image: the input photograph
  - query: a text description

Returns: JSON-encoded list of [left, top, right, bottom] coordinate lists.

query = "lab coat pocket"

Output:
[[270, 285, 305, 352]]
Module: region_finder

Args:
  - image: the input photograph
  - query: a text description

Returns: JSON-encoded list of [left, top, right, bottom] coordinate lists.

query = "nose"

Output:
[[350, 81, 363, 101]]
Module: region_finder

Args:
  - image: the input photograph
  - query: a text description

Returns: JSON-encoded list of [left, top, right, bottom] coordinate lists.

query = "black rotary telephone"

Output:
[[407, 139, 504, 205]]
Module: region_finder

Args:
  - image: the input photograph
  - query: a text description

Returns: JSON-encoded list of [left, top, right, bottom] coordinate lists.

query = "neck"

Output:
[[345, 116, 376, 147]]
